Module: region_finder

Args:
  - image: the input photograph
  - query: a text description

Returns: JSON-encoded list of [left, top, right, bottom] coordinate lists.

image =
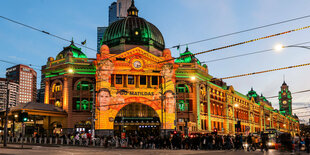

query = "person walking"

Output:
[[293, 134, 301, 154], [261, 133, 268, 152], [305, 135, 310, 154], [247, 134, 253, 151]]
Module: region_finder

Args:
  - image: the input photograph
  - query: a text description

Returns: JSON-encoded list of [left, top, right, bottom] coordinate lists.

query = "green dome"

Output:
[[101, 1, 165, 53], [56, 41, 87, 60]]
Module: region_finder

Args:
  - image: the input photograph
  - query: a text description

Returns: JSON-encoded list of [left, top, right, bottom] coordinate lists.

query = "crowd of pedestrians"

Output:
[[2, 131, 310, 153]]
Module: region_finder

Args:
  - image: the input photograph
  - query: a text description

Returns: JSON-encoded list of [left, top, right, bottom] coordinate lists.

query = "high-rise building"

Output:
[[109, 0, 131, 25], [97, 0, 131, 52], [279, 81, 292, 115], [0, 78, 19, 110], [37, 65, 46, 103], [97, 27, 107, 52], [6, 64, 37, 104], [109, 2, 118, 25], [117, 0, 132, 18]]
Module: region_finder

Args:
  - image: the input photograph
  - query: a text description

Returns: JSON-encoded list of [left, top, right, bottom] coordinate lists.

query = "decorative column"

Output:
[[224, 94, 229, 134], [196, 82, 201, 131], [63, 77, 68, 111], [206, 83, 211, 132], [44, 79, 50, 104]]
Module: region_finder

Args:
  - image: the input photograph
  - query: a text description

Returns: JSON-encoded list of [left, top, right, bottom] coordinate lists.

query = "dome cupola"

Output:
[[101, 0, 165, 56], [56, 39, 87, 60]]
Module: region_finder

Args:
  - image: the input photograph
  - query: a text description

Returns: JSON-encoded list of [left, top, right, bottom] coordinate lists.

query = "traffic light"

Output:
[[18, 112, 28, 122], [173, 131, 177, 134], [213, 128, 218, 135]]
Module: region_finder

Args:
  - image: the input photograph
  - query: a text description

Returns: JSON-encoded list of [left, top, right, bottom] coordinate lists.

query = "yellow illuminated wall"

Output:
[[95, 47, 176, 130]]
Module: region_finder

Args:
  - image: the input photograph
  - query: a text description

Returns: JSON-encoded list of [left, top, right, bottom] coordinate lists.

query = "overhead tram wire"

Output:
[[169, 14, 310, 49], [0, 59, 41, 71], [265, 89, 310, 99], [0, 16, 97, 53], [0, 16, 123, 62], [220, 62, 310, 80], [201, 41, 310, 64], [293, 106, 310, 110], [159, 25, 310, 64]]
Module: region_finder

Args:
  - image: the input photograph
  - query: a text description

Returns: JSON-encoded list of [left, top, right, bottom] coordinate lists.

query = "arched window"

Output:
[[50, 80, 63, 107], [176, 84, 189, 93], [73, 79, 94, 111], [52, 82, 62, 92]]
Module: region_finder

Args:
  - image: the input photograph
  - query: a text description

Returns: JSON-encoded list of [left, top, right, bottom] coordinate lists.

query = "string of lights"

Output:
[[297, 115, 310, 117], [169, 14, 310, 48], [292, 106, 310, 110], [159, 25, 310, 64], [201, 41, 310, 64], [265, 89, 310, 99], [221, 62, 310, 80], [0, 16, 97, 53]]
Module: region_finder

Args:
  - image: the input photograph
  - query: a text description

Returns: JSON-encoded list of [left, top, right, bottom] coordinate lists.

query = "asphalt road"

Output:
[[0, 144, 305, 155]]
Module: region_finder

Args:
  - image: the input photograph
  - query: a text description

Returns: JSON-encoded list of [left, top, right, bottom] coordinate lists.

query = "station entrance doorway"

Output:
[[114, 103, 160, 136]]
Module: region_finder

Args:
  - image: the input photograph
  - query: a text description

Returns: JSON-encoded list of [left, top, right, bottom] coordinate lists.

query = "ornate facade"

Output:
[[174, 49, 299, 135], [38, 0, 299, 136]]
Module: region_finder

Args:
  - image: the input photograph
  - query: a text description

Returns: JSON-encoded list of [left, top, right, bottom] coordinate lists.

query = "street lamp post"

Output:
[[3, 79, 10, 147], [274, 44, 310, 53]]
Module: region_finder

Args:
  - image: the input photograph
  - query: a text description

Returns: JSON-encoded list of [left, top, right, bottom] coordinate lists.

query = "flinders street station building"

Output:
[[1, 1, 299, 137]]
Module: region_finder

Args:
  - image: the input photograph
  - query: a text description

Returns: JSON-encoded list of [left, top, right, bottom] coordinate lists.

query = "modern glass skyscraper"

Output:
[[98, 0, 131, 52], [97, 27, 107, 52]]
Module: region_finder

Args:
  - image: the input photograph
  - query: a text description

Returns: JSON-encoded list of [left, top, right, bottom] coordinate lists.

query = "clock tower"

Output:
[[278, 81, 292, 115]]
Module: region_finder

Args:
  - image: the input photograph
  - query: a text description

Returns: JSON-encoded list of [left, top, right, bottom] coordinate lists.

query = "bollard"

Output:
[[29, 137, 32, 143], [44, 137, 47, 144], [93, 140, 95, 146], [39, 138, 42, 144], [66, 139, 70, 145], [49, 137, 52, 144], [24, 137, 27, 143], [79, 139, 82, 146], [86, 139, 89, 146], [20, 137, 23, 143], [14, 137, 17, 143], [100, 139, 103, 147], [34, 138, 37, 144], [55, 138, 58, 145], [61, 138, 63, 145], [73, 139, 75, 146]]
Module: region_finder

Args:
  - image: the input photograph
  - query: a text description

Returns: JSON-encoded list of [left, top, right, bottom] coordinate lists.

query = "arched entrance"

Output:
[[114, 103, 160, 136]]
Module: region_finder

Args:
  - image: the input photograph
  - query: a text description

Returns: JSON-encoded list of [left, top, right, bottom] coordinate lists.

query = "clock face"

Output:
[[133, 60, 142, 69], [283, 100, 287, 105]]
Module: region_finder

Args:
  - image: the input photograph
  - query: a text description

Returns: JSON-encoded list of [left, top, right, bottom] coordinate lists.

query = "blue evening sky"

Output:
[[1, 0, 310, 122]]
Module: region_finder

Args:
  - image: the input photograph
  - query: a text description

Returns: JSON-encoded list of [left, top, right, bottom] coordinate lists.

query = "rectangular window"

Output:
[[116, 75, 122, 84], [151, 76, 158, 85], [128, 75, 134, 85], [140, 76, 146, 85]]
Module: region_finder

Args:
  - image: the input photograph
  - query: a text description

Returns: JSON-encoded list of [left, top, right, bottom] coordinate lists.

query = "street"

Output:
[[0, 144, 303, 155]]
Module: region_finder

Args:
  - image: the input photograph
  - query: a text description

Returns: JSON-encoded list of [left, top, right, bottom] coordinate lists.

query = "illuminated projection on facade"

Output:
[[94, 46, 177, 133]]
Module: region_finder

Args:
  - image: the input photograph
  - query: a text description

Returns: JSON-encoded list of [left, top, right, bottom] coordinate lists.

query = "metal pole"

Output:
[[3, 79, 9, 147], [164, 76, 166, 136], [21, 122, 24, 149], [160, 78, 164, 136], [91, 85, 96, 140]]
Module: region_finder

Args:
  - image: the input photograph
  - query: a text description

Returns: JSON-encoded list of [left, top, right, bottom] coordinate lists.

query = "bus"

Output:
[[264, 129, 281, 148]]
